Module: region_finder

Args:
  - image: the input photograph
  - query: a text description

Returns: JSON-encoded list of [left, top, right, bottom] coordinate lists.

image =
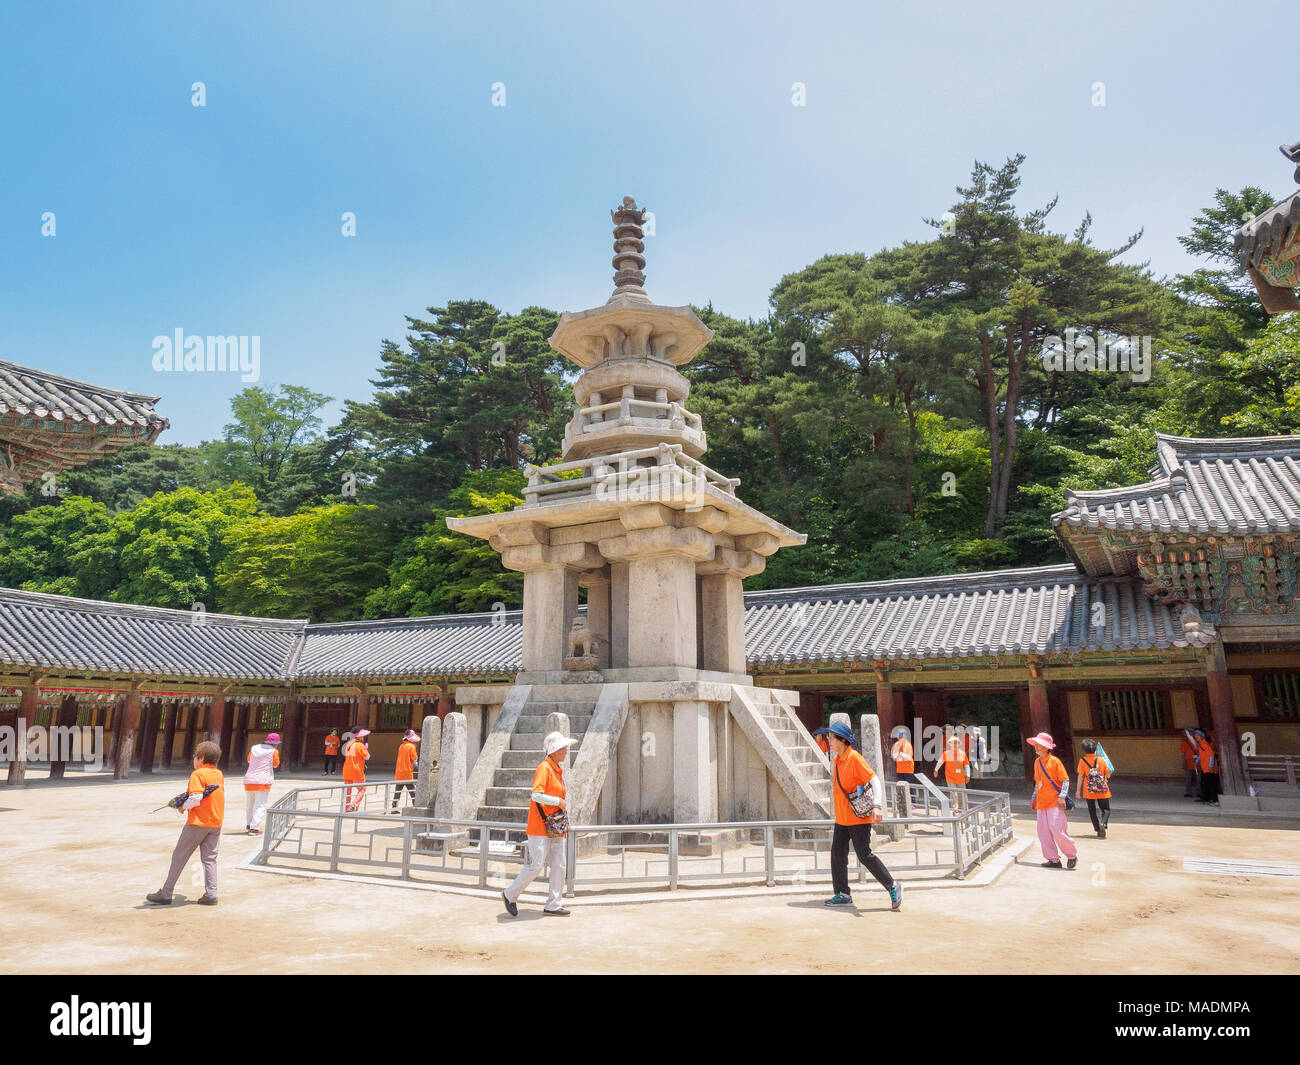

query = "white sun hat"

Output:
[[544, 732, 578, 756]]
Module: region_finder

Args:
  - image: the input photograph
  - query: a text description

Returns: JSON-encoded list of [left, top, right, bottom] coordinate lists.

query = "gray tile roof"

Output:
[[295, 612, 522, 680], [0, 360, 169, 433], [0, 588, 304, 681], [743, 565, 1191, 665], [0, 565, 1192, 685], [1054, 433, 1300, 536], [1234, 188, 1300, 270]]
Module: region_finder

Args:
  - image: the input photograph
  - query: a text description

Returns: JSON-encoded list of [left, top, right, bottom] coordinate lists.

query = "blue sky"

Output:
[[0, 0, 1293, 445]]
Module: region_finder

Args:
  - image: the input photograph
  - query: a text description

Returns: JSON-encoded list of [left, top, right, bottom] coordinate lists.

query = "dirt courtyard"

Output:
[[3, 770, 1298, 974]]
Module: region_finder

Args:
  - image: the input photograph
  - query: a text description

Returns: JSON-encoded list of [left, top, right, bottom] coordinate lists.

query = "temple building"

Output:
[[0, 360, 168, 495], [1235, 140, 1300, 313], [3, 200, 1300, 816]]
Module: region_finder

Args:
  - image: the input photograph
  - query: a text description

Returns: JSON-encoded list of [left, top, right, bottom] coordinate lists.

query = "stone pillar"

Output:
[[522, 565, 573, 671], [114, 687, 142, 780], [433, 712, 467, 821], [829, 710, 851, 734], [583, 574, 611, 669], [672, 701, 715, 822], [161, 700, 179, 769], [5, 683, 37, 786], [545, 711, 570, 770], [609, 562, 629, 668], [415, 713, 442, 808], [699, 572, 745, 674], [858, 712, 885, 781], [1206, 642, 1249, 795], [627, 555, 697, 668]]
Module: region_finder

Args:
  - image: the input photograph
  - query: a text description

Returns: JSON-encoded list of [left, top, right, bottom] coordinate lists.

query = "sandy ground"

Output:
[[3, 768, 1299, 974]]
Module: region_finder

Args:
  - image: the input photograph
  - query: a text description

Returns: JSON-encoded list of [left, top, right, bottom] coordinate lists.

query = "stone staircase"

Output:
[[752, 689, 833, 810], [473, 689, 600, 848]]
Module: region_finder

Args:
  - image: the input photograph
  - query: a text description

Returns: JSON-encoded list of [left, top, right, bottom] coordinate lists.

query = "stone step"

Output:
[[486, 785, 534, 807], [502, 750, 546, 769], [477, 804, 528, 824], [494, 767, 536, 788], [516, 713, 592, 734]]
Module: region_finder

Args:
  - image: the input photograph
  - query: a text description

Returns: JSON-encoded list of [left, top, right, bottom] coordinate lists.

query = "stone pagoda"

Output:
[[446, 198, 831, 832]]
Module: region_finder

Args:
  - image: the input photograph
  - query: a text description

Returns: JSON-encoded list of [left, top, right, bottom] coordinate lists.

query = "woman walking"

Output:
[[1076, 738, 1112, 839], [242, 732, 282, 835], [391, 728, 419, 812], [502, 731, 577, 918], [323, 729, 341, 776], [824, 721, 902, 911], [1028, 732, 1077, 869], [342, 727, 370, 812], [891, 727, 917, 784]]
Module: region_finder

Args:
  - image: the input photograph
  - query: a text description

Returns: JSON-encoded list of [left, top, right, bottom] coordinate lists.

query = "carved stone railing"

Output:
[[523, 443, 738, 508]]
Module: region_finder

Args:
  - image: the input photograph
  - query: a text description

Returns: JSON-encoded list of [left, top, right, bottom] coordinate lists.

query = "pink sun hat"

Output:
[[354, 728, 371, 738], [265, 733, 282, 744], [402, 729, 420, 742], [1027, 732, 1055, 749]]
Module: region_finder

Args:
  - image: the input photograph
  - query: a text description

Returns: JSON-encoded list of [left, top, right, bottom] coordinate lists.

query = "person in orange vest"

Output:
[[391, 729, 420, 813], [342, 728, 370, 812], [147, 741, 224, 906], [1180, 729, 1200, 797], [824, 721, 902, 910], [502, 731, 577, 918], [890, 727, 917, 784], [323, 729, 341, 776], [935, 732, 971, 808], [812, 727, 831, 757], [1195, 729, 1220, 807], [1076, 737, 1112, 839], [1028, 732, 1077, 869]]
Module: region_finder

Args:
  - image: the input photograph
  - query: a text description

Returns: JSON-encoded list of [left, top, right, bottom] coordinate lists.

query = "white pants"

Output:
[[503, 835, 566, 911], [245, 789, 270, 830]]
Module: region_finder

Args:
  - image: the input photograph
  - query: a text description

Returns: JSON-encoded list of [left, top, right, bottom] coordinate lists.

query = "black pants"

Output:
[[323, 755, 339, 774], [392, 781, 415, 809], [1200, 771, 1221, 804], [1086, 797, 1111, 832], [831, 823, 895, 896], [897, 772, 919, 784]]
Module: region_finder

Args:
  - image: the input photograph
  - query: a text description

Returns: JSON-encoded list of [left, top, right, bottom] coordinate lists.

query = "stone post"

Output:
[[582, 575, 611, 669], [672, 701, 716, 822], [860, 712, 903, 840], [433, 712, 467, 821], [415, 713, 442, 808], [699, 572, 746, 674], [521, 565, 577, 671]]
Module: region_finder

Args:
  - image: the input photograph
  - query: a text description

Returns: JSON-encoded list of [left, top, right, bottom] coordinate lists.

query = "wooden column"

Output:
[[48, 694, 80, 780], [161, 700, 179, 769], [435, 695, 453, 721], [795, 690, 824, 735], [216, 694, 235, 768], [874, 673, 897, 780], [1206, 643, 1249, 795], [283, 694, 304, 769], [106, 701, 123, 767], [229, 702, 248, 771], [113, 685, 142, 779], [1027, 678, 1051, 736], [139, 700, 160, 774], [6, 683, 38, 787], [182, 700, 199, 763]]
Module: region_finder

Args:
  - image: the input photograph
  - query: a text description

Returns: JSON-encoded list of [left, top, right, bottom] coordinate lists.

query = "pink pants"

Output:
[[1036, 805, 1077, 862]]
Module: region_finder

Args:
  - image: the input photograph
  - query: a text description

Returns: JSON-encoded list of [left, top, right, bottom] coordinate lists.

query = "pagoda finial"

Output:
[[610, 195, 649, 300]]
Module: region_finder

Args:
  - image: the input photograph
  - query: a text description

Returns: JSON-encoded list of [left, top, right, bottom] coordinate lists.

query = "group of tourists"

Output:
[[1180, 728, 1221, 806]]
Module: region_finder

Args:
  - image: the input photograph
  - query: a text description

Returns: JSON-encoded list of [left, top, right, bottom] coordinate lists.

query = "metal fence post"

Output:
[[668, 829, 679, 891], [401, 818, 413, 880], [566, 831, 577, 898], [329, 814, 342, 873], [478, 825, 490, 888], [953, 805, 967, 879], [764, 826, 775, 887]]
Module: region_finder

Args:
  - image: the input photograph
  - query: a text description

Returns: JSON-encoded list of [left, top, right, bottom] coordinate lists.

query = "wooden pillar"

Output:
[[435, 695, 453, 721], [1206, 643, 1249, 795], [215, 695, 234, 768], [367, 695, 380, 732], [106, 701, 123, 767], [139, 700, 160, 774], [284, 695, 304, 770], [182, 700, 199, 763], [113, 686, 142, 779], [229, 702, 248, 771], [48, 694, 80, 780], [796, 690, 824, 735], [1027, 678, 1051, 736], [161, 700, 179, 769], [1016, 687, 1036, 781], [1048, 685, 1075, 770], [874, 679, 897, 747], [6, 683, 38, 786]]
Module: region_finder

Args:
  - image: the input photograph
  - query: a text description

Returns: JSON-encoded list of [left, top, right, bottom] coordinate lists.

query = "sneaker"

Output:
[[1208, 800, 1219, 807], [888, 883, 904, 911], [1099, 826, 1107, 839], [247, 828, 262, 836], [1041, 860, 1063, 869], [145, 892, 172, 905], [197, 895, 218, 906], [824, 893, 853, 906], [542, 907, 571, 917], [1067, 857, 1078, 870], [501, 891, 517, 917]]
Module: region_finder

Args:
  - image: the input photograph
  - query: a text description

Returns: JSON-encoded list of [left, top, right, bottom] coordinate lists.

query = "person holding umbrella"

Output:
[[343, 728, 370, 812], [824, 720, 902, 911]]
